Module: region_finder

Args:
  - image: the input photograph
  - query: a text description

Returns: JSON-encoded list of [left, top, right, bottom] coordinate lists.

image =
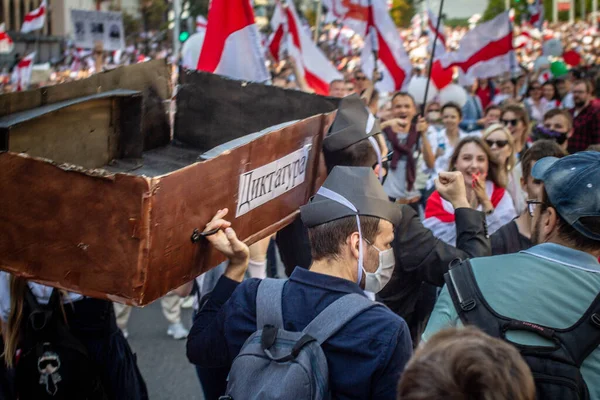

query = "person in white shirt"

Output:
[[426, 102, 478, 190]]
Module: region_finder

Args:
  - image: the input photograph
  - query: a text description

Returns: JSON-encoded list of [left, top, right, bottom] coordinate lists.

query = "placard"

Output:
[[71, 9, 125, 51]]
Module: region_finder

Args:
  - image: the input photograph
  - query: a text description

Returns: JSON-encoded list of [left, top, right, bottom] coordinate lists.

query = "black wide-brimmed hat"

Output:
[[322, 94, 382, 153], [300, 166, 401, 228]]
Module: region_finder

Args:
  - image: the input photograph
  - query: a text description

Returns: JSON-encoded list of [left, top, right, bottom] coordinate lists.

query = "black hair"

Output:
[[541, 190, 600, 252], [308, 216, 380, 261], [391, 91, 416, 107], [441, 102, 463, 119], [323, 140, 378, 173]]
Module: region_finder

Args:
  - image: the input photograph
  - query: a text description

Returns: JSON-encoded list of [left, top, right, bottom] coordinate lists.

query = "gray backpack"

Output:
[[220, 278, 379, 400]]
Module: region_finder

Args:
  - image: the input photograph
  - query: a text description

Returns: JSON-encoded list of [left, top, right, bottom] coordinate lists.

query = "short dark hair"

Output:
[[398, 327, 535, 400], [520, 140, 567, 181], [329, 79, 344, 87], [573, 79, 594, 94], [484, 104, 502, 116], [541, 190, 600, 252], [323, 140, 378, 173], [391, 91, 416, 107], [441, 102, 463, 119], [543, 108, 573, 130], [308, 216, 380, 261]]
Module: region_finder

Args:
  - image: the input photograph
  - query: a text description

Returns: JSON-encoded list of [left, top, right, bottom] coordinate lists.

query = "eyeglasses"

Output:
[[485, 139, 509, 149], [355, 76, 367, 81], [502, 119, 519, 127], [526, 200, 545, 217]]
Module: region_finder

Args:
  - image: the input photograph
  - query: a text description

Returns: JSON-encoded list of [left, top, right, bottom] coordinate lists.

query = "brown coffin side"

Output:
[[140, 114, 329, 304], [0, 152, 151, 303]]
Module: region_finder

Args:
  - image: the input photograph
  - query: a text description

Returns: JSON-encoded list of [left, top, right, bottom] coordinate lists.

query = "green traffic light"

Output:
[[179, 31, 190, 42]]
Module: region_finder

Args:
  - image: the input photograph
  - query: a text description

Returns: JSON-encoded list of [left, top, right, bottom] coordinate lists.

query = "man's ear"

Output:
[[545, 206, 559, 237], [568, 128, 574, 139], [349, 232, 361, 260]]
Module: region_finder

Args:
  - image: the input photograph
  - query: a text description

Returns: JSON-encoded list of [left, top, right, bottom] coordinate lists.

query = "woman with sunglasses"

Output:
[[424, 137, 517, 245], [501, 105, 531, 159], [482, 124, 525, 213]]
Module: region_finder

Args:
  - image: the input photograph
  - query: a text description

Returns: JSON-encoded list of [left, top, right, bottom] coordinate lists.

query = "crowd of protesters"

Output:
[[1, 11, 600, 400]]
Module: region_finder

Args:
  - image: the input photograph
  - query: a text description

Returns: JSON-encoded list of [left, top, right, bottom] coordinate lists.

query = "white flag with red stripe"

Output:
[[197, 0, 269, 82], [196, 15, 207, 33], [11, 52, 35, 92], [0, 24, 14, 54], [322, 0, 369, 37], [427, 8, 446, 56], [269, 1, 342, 95], [268, 3, 286, 62], [439, 11, 514, 80], [528, 0, 543, 29], [21, 0, 46, 33], [361, 0, 412, 92]]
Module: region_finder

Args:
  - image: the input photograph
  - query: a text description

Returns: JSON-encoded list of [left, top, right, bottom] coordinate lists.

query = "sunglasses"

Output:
[[502, 119, 519, 127], [486, 139, 509, 149], [355, 76, 367, 81]]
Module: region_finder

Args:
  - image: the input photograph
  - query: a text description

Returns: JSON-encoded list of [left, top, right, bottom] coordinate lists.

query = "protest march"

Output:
[[1, 0, 600, 398]]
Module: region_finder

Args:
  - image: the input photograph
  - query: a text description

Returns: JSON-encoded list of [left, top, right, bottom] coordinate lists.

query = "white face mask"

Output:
[[363, 241, 395, 293]]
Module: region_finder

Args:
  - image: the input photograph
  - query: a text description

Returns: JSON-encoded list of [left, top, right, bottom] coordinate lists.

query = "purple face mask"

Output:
[[533, 125, 568, 145]]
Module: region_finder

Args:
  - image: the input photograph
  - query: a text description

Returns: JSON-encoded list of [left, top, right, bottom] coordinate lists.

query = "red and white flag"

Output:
[[439, 11, 514, 80], [268, 3, 286, 62], [269, 1, 342, 95], [514, 29, 531, 49], [528, 0, 544, 29], [322, 0, 369, 37], [538, 70, 552, 84], [21, 0, 46, 33], [11, 52, 35, 92], [361, 0, 412, 92], [197, 0, 269, 82], [0, 24, 14, 54], [427, 8, 446, 56], [196, 15, 207, 33]]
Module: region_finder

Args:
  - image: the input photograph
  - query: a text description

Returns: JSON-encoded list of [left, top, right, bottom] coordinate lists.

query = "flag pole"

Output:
[[423, 0, 445, 113], [313, 0, 322, 44], [367, 0, 379, 80]]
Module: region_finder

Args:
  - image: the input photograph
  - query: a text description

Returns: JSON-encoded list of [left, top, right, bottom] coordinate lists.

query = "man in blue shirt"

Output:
[[424, 151, 600, 399], [187, 167, 413, 400]]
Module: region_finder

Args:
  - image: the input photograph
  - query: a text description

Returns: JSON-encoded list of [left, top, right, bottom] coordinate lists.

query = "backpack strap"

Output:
[[302, 294, 380, 344], [552, 292, 600, 367], [444, 259, 510, 338], [256, 278, 286, 329]]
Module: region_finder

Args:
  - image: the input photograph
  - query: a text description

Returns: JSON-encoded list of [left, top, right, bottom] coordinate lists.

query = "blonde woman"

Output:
[[482, 124, 525, 213]]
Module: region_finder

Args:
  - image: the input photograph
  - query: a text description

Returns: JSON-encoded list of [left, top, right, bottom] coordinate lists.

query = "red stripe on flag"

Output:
[[304, 69, 329, 95], [269, 25, 284, 62], [285, 8, 302, 50], [376, 29, 406, 91], [23, 4, 45, 22], [424, 191, 455, 222], [197, 0, 255, 72], [449, 32, 513, 73], [428, 18, 446, 47], [18, 58, 33, 68]]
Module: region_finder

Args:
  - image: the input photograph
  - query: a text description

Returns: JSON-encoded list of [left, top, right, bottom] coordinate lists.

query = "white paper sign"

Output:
[[71, 9, 125, 51], [236, 145, 312, 217]]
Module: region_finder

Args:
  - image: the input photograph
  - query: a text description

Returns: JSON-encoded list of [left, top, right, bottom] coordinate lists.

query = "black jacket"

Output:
[[277, 205, 491, 340]]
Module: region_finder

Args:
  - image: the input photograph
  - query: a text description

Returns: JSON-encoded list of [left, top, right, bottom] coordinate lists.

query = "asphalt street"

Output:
[[127, 301, 204, 400]]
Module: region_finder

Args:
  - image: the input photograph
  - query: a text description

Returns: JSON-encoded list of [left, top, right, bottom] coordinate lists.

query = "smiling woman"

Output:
[[423, 137, 517, 245]]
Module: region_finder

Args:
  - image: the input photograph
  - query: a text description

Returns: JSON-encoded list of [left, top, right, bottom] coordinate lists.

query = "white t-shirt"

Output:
[[0, 272, 84, 322]]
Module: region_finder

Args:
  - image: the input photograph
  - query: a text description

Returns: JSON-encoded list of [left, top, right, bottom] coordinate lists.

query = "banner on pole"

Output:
[[71, 9, 125, 51]]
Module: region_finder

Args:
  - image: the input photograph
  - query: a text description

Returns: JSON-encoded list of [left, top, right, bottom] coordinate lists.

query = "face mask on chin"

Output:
[[362, 240, 395, 293]]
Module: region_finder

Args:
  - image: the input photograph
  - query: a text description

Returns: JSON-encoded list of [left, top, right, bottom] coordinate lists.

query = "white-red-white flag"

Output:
[[11, 52, 35, 92], [197, 0, 269, 82], [21, 0, 46, 33], [440, 11, 514, 80], [322, 0, 369, 37], [361, 0, 412, 92], [528, 0, 544, 29], [427, 8, 446, 56], [0, 24, 14, 54], [268, 3, 286, 62], [514, 29, 531, 49], [269, 1, 342, 95], [538, 70, 552, 84], [196, 15, 207, 33]]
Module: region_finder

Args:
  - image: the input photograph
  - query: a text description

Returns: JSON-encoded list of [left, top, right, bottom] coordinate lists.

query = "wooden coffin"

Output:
[[0, 72, 336, 306]]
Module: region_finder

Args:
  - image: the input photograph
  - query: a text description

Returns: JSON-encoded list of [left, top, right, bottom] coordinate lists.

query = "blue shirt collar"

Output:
[[289, 267, 366, 296], [521, 243, 600, 272]]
